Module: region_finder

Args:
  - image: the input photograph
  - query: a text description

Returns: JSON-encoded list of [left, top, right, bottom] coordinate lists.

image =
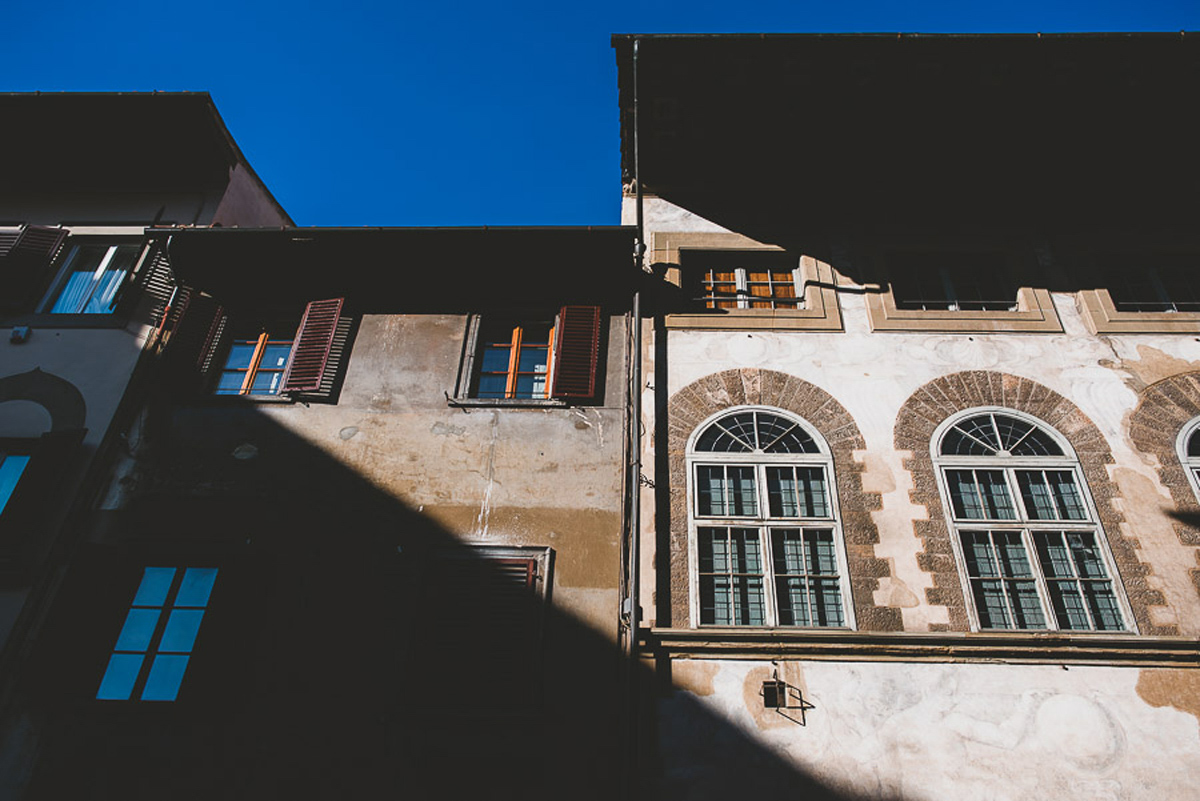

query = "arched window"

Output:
[[1177, 418, 1200, 504], [934, 409, 1128, 631], [687, 408, 851, 628]]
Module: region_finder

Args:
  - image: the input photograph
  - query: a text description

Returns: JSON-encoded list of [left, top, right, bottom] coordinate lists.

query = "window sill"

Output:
[[866, 287, 1063, 333], [641, 628, 1191, 666], [1078, 289, 1200, 334], [448, 397, 568, 409]]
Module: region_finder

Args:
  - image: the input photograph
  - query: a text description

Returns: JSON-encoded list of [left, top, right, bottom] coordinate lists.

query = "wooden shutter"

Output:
[[550, 305, 602, 399], [163, 289, 227, 390], [0, 230, 20, 259], [281, 298, 344, 393], [0, 428, 86, 576], [2, 225, 68, 312], [131, 244, 178, 328]]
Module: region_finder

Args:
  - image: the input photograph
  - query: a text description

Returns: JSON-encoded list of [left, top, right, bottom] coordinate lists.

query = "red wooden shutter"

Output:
[[163, 289, 227, 389], [2, 225, 67, 312], [281, 298, 344, 393], [550, 305, 602, 399]]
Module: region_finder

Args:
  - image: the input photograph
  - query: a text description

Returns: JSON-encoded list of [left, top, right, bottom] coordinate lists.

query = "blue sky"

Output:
[[5, 1, 1197, 226]]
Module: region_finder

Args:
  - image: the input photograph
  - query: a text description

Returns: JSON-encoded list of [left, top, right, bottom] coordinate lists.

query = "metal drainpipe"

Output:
[[626, 33, 647, 794]]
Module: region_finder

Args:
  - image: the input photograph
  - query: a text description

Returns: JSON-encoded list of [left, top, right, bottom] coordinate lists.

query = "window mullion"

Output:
[[761, 527, 778, 626], [1024, 528, 1058, 631], [504, 325, 522, 399], [735, 268, 749, 309], [239, 332, 269, 395]]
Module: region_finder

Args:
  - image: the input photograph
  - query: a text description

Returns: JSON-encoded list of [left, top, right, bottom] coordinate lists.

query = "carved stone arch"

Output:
[[894, 370, 1171, 634], [666, 368, 901, 631], [0, 369, 86, 432], [1128, 371, 1200, 603]]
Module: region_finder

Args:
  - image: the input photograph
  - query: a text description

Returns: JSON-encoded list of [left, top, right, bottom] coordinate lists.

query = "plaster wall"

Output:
[[234, 312, 627, 637], [657, 659, 1200, 800], [634, 199, 1200, 636]]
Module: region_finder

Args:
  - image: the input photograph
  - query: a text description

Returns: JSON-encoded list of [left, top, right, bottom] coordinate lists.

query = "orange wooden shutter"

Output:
[[281, 298, 344, 393], [163, 289, 227, 390], [549, 305, 601, 399]]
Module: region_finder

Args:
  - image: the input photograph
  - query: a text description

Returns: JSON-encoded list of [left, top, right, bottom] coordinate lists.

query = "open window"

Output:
[[163, 293, 348, 400], [457, 305, 602, 403], [39, 241, 143, 315]]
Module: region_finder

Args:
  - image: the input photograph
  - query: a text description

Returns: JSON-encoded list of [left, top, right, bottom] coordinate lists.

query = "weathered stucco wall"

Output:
[[657, 659, 1200, 800]]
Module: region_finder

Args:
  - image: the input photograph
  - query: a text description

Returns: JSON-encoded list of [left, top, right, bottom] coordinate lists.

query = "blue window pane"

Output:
[[480, 346, 512, 373], [133, 567, 176, 606], [176, 568, 218, 607], [249, 370, 283, 395], [517, 347, 549, 373], [0, 455, 30, 513], [215, 371, 248, 394], [114, 608, 161, 652], [223, 343, 258, 370], [259, 343, 293, 370], [475, 374, 508, 398], [141, 655, 190, 701], [158, 609, 205, 653], [96, 653, 145, 700]]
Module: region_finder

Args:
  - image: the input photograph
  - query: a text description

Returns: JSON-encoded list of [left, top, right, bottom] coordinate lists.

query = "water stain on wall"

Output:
[[1136, 669, 1200, 729]]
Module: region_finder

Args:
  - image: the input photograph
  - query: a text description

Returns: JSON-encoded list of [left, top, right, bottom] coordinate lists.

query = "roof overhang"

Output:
[[0, 92, 291, 223], [150, 226, 639, 312], [613, 33, 1200, 243]]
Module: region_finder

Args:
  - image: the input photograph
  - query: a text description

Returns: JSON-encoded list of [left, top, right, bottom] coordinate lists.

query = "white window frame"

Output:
[[933, 407, 1134, 633], [1175, 416, 1200, 504], [685, 406, 855, 629]]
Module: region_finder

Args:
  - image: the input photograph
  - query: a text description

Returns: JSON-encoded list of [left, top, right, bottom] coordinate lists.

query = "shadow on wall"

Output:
[[11, 398, 886, 801]]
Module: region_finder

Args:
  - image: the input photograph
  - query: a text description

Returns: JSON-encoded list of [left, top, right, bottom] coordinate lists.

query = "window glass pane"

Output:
[[0, 455, 30, 513], [809, 530, 838, 574], [517, 347, 549, 373], [766, 467, 798, 517], [1083, 582, 1124, 631], [730, 576, 765, 625], [695, 466, 726, 516], [215, 371, 248, 395], [702, 575, 731, 624], [480, 346, 512, 374], [730, 528, 762, 573], [960, 531, 999, 577], [114, 608, 161, 652], [158, 609, 205, 653], [811, 577, 845, 627], [223, 343, 258, 371], [947, 470, 985, 519], [1188, 429, 1200, 458], [1017, 471, 1057, 520], [84, 268, 127, 314], [259, 343, 293, 370], [133, 567, 176, 606], [1066, 533, 1107, 578], [475, 374, 508, 398], [797, 467, 828, 517], [141, 654, 190, 701], [776, 576, 810, 626], [1048, 472, 1087, 520], [698, 527, 726, 573], [96, 653, 144, 701], [1008, 582, 1047, 629], [1046, 580, 1091, 630], [250, 370, 283, 395], [994, 531, 1034, 578], [979, 471, 1016, 519], [972, 580, 1012, 629], [728, 467, 758, 516], [757, 413, 818, 453], [176, 567, 218, 607]]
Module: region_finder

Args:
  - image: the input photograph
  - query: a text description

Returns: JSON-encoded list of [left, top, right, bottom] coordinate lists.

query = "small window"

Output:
[[1105, 255, 1200, 313], [461, 306, 602, 403], [97, 566, 218, 702], [687, 409, 852, 628], [215, 327, 296, 396], [889, 251, 1017, 312], [691, 252, 802, 310], [164, 295, 346, 399], [42, 243, 141, 314], [935, 410, 1129, 632], [0, 453, 30, 517]]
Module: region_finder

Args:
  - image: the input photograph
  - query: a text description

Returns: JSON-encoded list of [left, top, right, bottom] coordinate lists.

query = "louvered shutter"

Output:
[[281, 298, 344, 393], [550, 305, 602, 399], [418, 555, 543, 709], [2, 225, 68, 312], [0, 428, 86, 576], [0, 230, 20, 259], [132, 244, 178, 328], [163, 289, 227, 390]]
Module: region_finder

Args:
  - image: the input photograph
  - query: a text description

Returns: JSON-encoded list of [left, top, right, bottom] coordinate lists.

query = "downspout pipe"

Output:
[[627, 33, 648, 794]]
